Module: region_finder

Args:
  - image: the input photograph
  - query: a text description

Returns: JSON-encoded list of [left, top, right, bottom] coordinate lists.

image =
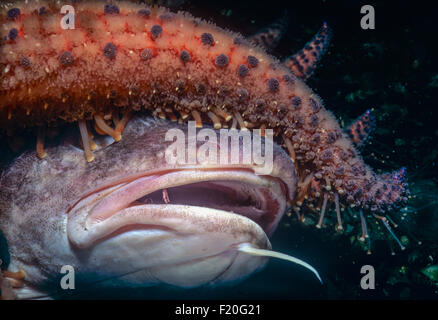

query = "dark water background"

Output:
[[1, 0, 437, 299]]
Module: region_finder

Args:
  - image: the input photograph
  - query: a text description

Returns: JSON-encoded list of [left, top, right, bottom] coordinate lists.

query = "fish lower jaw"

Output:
[[67, 203, 274, 288]]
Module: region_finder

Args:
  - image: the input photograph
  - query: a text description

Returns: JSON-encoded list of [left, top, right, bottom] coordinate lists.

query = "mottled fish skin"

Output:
[[0, 116, 298, 299]]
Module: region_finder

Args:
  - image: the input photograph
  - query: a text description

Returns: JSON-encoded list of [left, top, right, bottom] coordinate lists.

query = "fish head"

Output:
[[66, 118, 298, 287], [0, 116, 309, 296]]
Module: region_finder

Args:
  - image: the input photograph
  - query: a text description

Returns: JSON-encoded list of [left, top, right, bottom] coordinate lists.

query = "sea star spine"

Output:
[[249, 10, 290, 51], [284, 22, 332, 80], [345, 109, 376, 148]]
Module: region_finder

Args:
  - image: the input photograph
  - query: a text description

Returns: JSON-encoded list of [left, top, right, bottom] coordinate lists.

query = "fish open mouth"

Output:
[[69, 167, 293, 240], [127, 177, 286, 235]]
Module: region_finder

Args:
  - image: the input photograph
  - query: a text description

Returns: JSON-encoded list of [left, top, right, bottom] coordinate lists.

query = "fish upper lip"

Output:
[[70, 167, 292, 236]]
